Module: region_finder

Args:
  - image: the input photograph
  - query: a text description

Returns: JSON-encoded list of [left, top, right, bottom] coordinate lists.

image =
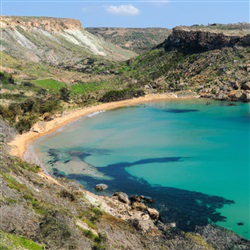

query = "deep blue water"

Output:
[[30, 99, 250, 239]]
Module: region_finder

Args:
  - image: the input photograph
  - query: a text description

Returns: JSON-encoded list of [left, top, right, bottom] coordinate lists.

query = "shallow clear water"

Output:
[[31, 99, 250, 239]]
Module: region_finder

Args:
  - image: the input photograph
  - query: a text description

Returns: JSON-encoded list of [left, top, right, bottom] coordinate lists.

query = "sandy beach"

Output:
[[8, 93, 199, 160]]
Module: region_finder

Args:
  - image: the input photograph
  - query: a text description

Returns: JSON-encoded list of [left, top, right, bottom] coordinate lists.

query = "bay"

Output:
[[30, 99, 250, 239]]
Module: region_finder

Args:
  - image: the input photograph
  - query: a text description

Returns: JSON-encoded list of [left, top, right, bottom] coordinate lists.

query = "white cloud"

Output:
[[106, 4, 140, 16]]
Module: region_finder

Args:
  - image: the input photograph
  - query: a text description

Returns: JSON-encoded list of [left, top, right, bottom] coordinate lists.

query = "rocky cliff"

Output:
[[1, 16, 82, 31], [125, 24, 250, 102], [161, 24, 250, 53], [0, 16, 136, 64]]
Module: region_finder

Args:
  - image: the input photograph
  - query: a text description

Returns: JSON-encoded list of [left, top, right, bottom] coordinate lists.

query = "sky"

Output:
[[1, 0, 249, 29]]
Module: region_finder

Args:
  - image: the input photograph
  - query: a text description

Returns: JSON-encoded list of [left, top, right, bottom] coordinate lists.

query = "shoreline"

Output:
[[8, 93, 199, 160], [7, 93, 250, 241]]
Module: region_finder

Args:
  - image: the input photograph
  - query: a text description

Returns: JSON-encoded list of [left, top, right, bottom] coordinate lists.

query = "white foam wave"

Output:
[[86, 110, 105, 118]]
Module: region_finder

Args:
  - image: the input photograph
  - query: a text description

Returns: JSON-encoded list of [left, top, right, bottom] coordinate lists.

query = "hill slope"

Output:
[[0, 16, 137, 65], [123, 24, 250, 102], [86, 27, 171, 54]]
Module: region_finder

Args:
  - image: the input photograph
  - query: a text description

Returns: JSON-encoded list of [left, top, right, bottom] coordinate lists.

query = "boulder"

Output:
[[216, 92, 228, 100], [234, 90, 243, 99], [242, 82, 250, 90], [241, 92, 250, 102], [44, 115, 54, 122], [147, 208, 159, 220], [113, 192, 130, 204], [131, 201, 147, 211], [95, 184, 108, 191], [130, 195, 141, 203], [144, 84, 152, 90], [140, 195, 154, 204], [232, 81, 240, 90]]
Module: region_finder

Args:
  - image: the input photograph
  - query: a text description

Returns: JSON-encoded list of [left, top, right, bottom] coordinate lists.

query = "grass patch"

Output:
[[81, 229, 100, 242], [78, 207, 104, 228], [185, 232, 214, 249], [23, 194, 39, 205], [33, 79, 66, 93], [19, 162, 41, 173], [23, 193, 50, 215], [0, 171, 25, 192], [0, 231, 44, 250], [4, 198, 17, 204], [70, 82, 105, 96]]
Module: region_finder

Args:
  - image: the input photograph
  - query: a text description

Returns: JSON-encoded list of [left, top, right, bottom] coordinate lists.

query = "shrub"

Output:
[[58, 189, 75, 201], [60, 87, 71, 102], [22, 81, 34, 87], [100, 89, 144, 102], [20, 99, 36, 113], [0, 72, 15, 84], [16, 118, 33, 134], [39, 98, 60, 114], [8, 103, 22, 116]]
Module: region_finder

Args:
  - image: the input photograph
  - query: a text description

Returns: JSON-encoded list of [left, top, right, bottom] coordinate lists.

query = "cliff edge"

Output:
[[161, 24, 250, 53]]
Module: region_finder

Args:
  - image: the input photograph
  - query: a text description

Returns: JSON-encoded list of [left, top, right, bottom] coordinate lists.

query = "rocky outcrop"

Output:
[[161, 26, 250, 53], [85, 191, 161, 234], [1, 16, 82, 32], [113, 192, 130, 204]]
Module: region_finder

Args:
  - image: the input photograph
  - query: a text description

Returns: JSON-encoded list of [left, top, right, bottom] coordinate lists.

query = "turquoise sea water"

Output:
[[31, 99, 250, 239]]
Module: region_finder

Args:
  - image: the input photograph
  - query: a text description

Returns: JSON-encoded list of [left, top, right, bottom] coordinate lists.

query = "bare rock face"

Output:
[[0, 16, 82, 32], [162, 26, 250, 53], [0, 16, 136, 64]]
